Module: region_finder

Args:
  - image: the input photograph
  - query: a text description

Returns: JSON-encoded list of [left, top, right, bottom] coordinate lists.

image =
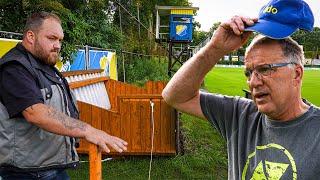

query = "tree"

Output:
[[0, 0, 123, 62], [292, 27, 320, 58], [0, 0, 193, 62]]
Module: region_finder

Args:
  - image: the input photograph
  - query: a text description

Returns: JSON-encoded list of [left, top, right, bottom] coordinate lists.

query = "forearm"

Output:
[[162, 42, 225, 106], [23, 103, 91, 138], [23, 103, 128, 153]]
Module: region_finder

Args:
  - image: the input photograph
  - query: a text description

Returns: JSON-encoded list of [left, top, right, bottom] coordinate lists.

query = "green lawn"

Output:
[[204, 67, 248, 97], [68, 67, 320, 179], [205, 67, 320, 106]]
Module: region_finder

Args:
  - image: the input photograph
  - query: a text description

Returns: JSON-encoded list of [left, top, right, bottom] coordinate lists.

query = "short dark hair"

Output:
[[23, 11, 61, 38]]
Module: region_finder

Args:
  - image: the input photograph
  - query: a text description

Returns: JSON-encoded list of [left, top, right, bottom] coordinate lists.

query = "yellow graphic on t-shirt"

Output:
[[251, 161, 289, 180], [242, 143, 297, 180]]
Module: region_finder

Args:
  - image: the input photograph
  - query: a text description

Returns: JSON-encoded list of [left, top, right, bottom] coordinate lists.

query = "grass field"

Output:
[[68, 67, 320, 179], [205, 67, 320, 106]]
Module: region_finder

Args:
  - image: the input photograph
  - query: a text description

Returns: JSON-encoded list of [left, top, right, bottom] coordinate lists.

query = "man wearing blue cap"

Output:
[[162, 0, 319, 179]]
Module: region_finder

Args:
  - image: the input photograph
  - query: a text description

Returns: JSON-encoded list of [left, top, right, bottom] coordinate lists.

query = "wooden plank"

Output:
[[147, 82, 152, 94], [101, 111, 111, 134], [140, 99, 151, 152], [131, 99, 142, 152], [62, 69, 103, 77], [106, 80, 116, 111], [137, 86, 142, 94], [120, 99, 131, 151], [160, 100, 171, 152], [91, 105, 102, 130], [114, 81, 118, 110], [78, 102, 92, 152], [156, 82, 163, 94], [120, 83, 126, 95], [142, 86, 148, 94], [152, 99, 161, 153], [109, 112, 121, 138], [125, 84, 132, 96], [115, 83, 122, 109], [89, 144, 102, 180], [69, 77, 108, 89], [131, 85, 137, 95], [139, 100, 146, 152]]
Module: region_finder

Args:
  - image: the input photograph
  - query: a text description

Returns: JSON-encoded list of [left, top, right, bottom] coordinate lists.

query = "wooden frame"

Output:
[[63, 71, 177, 180]]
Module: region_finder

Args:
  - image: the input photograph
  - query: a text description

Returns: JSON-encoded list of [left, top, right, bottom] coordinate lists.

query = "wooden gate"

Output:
[[63, 70, 177, 155]]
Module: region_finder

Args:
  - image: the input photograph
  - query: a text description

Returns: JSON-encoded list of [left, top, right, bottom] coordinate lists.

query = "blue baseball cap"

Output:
[[245, 0, 314, 39]]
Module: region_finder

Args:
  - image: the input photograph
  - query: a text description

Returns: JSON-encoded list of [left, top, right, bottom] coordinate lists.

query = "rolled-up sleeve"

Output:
[[0, 62, 44, 118]]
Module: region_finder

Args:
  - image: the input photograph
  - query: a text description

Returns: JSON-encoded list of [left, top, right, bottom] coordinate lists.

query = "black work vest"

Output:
[[0, 43, 80, 171]]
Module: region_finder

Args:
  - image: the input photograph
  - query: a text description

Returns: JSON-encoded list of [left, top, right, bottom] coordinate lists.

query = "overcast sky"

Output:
[[189, 0, 320, 31]]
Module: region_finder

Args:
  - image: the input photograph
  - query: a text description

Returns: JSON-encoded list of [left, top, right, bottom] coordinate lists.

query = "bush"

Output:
[[117, 56, 169, 86]]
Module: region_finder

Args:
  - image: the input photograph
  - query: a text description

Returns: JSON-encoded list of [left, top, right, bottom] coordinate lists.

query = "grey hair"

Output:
[[23, 11, 61, 38], [245, 35, 304, 66]]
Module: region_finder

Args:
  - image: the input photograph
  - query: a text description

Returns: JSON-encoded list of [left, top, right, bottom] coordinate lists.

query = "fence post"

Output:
[[89, 144, 102, 180]]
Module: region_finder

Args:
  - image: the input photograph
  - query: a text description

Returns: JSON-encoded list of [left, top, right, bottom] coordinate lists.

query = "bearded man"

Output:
[[0, 12, 127, 179]]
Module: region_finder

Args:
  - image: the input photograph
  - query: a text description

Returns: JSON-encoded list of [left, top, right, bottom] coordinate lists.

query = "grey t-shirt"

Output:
[[200, 92, 320, 180]]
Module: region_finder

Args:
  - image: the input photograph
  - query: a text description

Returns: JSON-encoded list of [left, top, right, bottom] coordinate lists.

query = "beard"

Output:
[[33, 39, 59, 66]]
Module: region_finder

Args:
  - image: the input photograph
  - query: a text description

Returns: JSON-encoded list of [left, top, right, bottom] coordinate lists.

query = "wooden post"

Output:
[[89, 144, 102, 180]]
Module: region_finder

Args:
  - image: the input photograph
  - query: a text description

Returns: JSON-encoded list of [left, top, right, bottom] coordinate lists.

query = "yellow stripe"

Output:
[[109, 52, 118, 80], [0, 38, 21, 58], [170, 9, 194, 15]]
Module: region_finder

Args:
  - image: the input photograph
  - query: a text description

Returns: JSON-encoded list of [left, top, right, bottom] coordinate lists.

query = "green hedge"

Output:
[[117, 56, 169, 86]]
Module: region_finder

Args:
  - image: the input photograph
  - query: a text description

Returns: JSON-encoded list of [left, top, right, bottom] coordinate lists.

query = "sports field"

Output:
[[205, 67, 320, 106]]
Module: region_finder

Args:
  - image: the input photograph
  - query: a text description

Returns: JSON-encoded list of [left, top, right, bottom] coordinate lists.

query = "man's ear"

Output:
[[293, 64, 303, 87], [25, 30, 36, 45]]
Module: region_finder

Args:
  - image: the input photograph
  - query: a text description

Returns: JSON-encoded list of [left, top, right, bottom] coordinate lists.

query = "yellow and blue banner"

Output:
[[0, 38, 20, 58]]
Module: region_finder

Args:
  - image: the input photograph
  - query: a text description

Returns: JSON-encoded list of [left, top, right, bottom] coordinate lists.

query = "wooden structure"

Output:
[[62, 69, 178, 155], [155, 6, 198, 76]]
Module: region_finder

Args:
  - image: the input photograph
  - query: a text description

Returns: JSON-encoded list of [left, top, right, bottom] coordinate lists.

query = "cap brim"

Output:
[[244, 19, 297, 39]]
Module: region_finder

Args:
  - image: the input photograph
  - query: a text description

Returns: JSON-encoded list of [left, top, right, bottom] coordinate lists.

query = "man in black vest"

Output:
[[0, 12, 127, 179]]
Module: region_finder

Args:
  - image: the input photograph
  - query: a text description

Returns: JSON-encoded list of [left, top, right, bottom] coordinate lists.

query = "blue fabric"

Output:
[[89, 50, 108, 69], [69, 49, 109, 71], [245, 0, 314, 39], [0, 169, 70, 180], [70, 50, 85, 71]]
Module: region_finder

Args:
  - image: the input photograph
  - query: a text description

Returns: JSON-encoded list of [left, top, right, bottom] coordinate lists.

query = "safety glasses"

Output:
[[244, 62, 296, 80]]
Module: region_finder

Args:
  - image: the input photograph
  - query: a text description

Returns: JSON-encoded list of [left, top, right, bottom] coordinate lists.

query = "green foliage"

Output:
[[0, 0, 198, 82], [191, 30, 208, 46], [119, 56, 169, 86], [208, 22, 221, 35], [0, 0, 123, 62], [292, 27, 320, 55]]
